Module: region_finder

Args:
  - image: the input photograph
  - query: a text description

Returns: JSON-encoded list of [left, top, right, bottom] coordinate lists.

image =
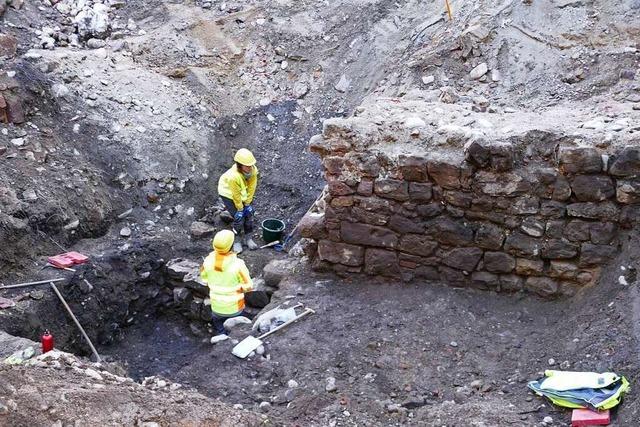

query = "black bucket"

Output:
[[261, 218, 285, 243]]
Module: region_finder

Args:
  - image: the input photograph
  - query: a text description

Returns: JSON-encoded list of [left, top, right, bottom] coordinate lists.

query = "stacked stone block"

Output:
[[304, 125, 640, 297]]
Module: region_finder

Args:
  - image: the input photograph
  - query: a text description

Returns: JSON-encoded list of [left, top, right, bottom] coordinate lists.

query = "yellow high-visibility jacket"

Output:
[[200, 251, 253, 316], [217, 165, 259, 210]]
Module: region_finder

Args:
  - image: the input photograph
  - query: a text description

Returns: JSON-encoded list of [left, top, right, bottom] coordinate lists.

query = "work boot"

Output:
[[244, 236, 258, 250], [233, 241, 243, 254]]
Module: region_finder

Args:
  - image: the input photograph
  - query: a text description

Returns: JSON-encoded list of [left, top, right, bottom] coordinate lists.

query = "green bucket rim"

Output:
[[261, 218, 286, 233]]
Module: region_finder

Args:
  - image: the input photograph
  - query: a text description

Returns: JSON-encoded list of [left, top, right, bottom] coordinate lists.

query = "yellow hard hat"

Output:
[[213, 230, 234, 253], [234, 148, 256, 166]]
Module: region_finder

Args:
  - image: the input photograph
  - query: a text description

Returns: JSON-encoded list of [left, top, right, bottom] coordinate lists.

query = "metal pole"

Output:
[[0, 278, 66, 290], [50, 282, 102, 362]]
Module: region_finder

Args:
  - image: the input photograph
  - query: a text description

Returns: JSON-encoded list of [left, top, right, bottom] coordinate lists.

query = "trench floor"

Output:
[[94, 265, 639, 426]]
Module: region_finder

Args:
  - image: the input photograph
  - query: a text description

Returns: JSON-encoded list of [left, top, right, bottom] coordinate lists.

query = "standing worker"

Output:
[[217, 148, 259, 253], [200, 230, 254, 340]]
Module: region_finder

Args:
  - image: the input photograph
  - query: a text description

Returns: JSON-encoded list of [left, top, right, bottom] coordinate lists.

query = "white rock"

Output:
[[75, 3, 110, 39], [64, 219, 80, 230], [222, 316, 251, 330], [618, 276, 628, 286], [490, 69, 501, 82], [22, 189, 38, 201], [325, 376, 337, 392], [210, 334, 229, 344], [542, 416, 553, 424], [259, 401, 271, 412], [280, 60, 288, 70], [422, 75, 435, 85], [548, 358, 555, 366], [469, 63, 488, 79], [73, 124, 81, 134], [255, 345, 265, 355], [293, 82, 309, 98], [84, 368, 103, 381], [10, 138, 24, 146], [334, 74, 350, 92], [120, 227, 132, 238], [52, 83, 70, 99], [287, 380, 299, 388], [450, 341, 458, 347], [582, 118, 605, 130], [259, 97, 271, 106], [405, 116, 426, 128]]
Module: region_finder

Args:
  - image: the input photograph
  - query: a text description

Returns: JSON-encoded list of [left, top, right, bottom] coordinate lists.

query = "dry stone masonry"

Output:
[[302, 100, 640, 297]]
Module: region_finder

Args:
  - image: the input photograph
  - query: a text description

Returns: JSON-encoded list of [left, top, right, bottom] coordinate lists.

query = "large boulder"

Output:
[[317, 240, 364, 266], [340, 221, 398, 248], [441, 248, 483, 271], [559, 147, 602, 174], [503, 233, 541, 257], [483, 252, 516, 273], [398, 234, 438, 257], [374, 178, 410, 201], [364, 249, 400, 276], [428, 218, 473, 245], [166, 259, 200, 281], [525, 277, 559, 297], [570, 175, 614, 202], [475, 223, 505, 249], [566, 202, 620, 221], [263, 259, 297, 287], [190, 221, 216, 238], [609, 147, 640, 177]]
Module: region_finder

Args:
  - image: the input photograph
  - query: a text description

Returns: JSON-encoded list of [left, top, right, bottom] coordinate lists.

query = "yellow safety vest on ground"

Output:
[[200, 251, 253, 316], [217, 165, 259, 210]]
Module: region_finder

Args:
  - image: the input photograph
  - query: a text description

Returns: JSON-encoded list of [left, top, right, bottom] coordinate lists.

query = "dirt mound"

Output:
[[0, 349, 267, 426]]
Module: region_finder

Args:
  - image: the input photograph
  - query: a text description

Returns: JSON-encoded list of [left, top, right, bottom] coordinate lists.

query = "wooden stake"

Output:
[[445, 0, 453, 20], [0, 278, 66, 290]]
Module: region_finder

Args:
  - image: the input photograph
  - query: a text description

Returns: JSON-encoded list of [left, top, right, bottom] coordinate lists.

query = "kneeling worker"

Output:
[[217, 148, 259, 253], [200, 230, 254, 338]]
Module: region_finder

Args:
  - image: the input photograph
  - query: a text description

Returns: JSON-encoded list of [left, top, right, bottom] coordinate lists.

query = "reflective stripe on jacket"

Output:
[[200, 251, 253, 316], [217, 165, 259, 210]]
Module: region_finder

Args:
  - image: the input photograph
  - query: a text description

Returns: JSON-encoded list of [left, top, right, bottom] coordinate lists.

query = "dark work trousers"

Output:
[[211, 310, 253, 335], [220, 196, 254, 235]]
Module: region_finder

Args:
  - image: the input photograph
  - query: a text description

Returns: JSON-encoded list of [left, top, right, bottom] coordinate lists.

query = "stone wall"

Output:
[[301, 104, 640, 297]]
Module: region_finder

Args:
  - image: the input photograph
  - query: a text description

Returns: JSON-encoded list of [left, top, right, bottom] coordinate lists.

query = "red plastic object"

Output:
[[65, 251, 89, 263], [41, 331, 54, 353], [47, 251, 89, 268], [572, 409, 610, 426], [48, 254, 74, 268]]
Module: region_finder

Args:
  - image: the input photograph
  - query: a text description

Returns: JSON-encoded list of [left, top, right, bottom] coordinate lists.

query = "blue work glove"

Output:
[[243, 205, 255, 216], [233, 210, 244, 221]]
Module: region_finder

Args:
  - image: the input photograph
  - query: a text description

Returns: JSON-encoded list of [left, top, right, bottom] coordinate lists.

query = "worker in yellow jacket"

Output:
[[200, 230, 254, 337], [217, 148, 259, 253]]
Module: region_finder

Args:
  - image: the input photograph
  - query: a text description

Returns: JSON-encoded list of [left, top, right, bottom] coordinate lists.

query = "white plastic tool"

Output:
[[232, 307, 315, 359]]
